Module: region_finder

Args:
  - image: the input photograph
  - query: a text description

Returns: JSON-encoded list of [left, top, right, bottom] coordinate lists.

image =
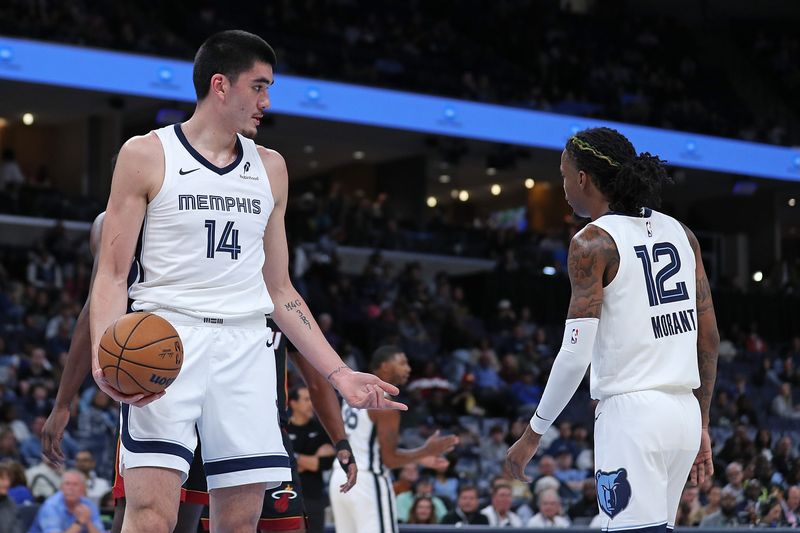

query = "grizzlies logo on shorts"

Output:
[[596, 468, 632, 519]]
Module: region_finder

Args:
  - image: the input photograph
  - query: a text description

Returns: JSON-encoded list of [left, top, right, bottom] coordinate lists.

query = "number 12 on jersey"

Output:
[[634, 242, 689, 307], [205, 219, 241, 259]]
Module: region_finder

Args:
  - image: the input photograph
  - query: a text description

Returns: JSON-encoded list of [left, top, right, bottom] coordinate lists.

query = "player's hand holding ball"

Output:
[[93, 312, 183, 407]]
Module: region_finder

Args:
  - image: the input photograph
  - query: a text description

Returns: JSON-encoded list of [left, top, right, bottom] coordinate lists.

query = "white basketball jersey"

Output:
[[128, 124, 275, 318], [587, 209, 700, 400], [339, 403, 383, 474]]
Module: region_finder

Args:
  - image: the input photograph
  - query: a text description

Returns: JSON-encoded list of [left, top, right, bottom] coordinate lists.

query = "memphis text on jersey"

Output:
[[651, 307, 697, 340], [178, 194, 262, 214]]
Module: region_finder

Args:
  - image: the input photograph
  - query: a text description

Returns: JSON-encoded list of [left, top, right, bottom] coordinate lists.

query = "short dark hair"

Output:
[[288, 385, 307, 403], [193, 30, 277, 100], [458, 485, 479, 497], [565, 127, 671, 216], [370, 345, 402, 371]]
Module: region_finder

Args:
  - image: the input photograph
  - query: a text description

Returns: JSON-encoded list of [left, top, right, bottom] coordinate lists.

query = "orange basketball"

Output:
[[98, 312, 183, 395]]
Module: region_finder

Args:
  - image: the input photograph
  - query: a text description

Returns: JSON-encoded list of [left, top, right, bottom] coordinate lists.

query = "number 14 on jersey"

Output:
[[205, 219, 241, 259]]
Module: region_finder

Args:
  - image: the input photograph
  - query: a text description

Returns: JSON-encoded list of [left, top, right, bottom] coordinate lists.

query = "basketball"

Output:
[[98, 312, 184, 396]]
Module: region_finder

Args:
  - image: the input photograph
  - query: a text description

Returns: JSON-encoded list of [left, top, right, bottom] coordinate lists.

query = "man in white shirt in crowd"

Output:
[[527, 488, 571, 528], [480, 481, 523, 527]]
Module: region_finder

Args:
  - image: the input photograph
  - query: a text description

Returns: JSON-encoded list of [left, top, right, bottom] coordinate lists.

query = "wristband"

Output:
[[335, 439, 355, 469]]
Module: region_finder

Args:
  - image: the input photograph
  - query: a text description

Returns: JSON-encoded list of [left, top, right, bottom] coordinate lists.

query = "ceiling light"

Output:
[[303, 145, 314, 154], [525, 178, 535, 189], [790, 198, 797, 207], [353, 150, 365, 160], [458, 190, 469, 202], [426, 196, 437, 208], [486, 167, 497, 176], [752, 271, 763, 282], [438, 174, 451, 184], [490, 184, 501, 196], [22, 113, 34, 125]]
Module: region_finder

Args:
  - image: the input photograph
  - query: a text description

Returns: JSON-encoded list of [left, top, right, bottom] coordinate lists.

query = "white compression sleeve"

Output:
[[529, 318, 599, 435]]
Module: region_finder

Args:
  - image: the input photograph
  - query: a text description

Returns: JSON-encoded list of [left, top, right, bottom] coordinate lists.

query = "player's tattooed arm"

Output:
[[566, 225, 618, 319], [683, 224, 720, 426], [283, 300, 312, 330]]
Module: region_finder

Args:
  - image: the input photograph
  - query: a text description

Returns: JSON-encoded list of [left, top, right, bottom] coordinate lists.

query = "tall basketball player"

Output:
[[329, 346, 458, 533], [88, 30, 404, 533], [506, 127, 719, 533], [41, 211, 357, 533]]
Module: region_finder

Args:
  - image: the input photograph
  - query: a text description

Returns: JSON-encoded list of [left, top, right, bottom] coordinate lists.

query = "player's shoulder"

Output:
[[572, 223, 615, 252], [256, 146, 286, 173], [120, 132, 162, 160], [677, 220, 700, 253]]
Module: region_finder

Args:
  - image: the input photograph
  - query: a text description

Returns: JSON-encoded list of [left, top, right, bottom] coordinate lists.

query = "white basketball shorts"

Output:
[[119, 310, 290, 490], [329, 465, 397, 533], [593, 390, 700, 532]]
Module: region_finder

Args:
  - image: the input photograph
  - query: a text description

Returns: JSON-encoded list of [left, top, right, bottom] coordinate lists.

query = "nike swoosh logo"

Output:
[[179, 168, 200, 175], [595, 412, 602, 421]]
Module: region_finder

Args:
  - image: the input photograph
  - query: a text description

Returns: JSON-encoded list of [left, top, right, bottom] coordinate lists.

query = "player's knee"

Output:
[[122, 500, 178, 533], [215, 513, 261, 533]]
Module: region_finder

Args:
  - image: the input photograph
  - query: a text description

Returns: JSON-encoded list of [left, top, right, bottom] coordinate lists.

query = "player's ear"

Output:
[[210, 73, 228, 100]]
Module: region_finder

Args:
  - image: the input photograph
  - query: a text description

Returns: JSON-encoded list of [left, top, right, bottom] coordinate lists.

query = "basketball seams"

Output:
[[116, 312, 152, 385], [122, 334, 180, 351], [116, 366, 160, 395]]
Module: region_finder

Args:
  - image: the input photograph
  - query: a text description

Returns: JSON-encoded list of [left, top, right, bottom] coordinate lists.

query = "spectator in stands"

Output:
[[19, 416, 46, 466], [0, 149, 26, 192], [553, 445, 587, 492], [479, 425, 509, 480], [772, 382, 800, 419], [723, 462, 745, 503], [533, 455, 576, 503], [701, 485, 722, 518], [781, 485, 799, 528], [26, 247, 63, 292], [73, 450, 110, 508], [22, 384, 54, 423], [441, 485, 490, 526], [675, 484, 704, 526], [527, 488, 570, 528], [25, 457, 61, 500], [480, 481, 523, 527], [392, 462, 419, 497], [3, 461, 33, 506], [773, 436, 796, 479], [75, 390, 115, 479], [720, 427, 757, 467], [28, 470, 103, 533], [757, 497, 786, 527], [396, 475, 448, 523], [407, 495, 438, 524], [431, 462, 459, 505], [546, 421, 578, 459], [700, 487, 740, 527], [568, 478, 599, 521], [0, 429, 20, 463], [0, 462, 21, 533]]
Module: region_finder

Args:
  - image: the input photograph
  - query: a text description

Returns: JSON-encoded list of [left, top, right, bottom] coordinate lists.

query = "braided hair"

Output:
[[565, 127, 671, 216]]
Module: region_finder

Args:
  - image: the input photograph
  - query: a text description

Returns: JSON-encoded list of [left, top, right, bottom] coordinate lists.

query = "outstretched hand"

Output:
[[690, 428, 713, 486], [505, 424, 541, 483], [92, 367, 164, 407], [329, 368, 407, 411]]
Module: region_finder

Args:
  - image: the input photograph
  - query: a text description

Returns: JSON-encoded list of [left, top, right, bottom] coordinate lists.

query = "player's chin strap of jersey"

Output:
[[529, 318, 598, 435], [335, 439, 356, 469]]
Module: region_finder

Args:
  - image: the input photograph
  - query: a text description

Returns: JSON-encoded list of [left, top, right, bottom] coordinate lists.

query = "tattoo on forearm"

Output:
[[296, 309, 312, 330], [284, 300, 302, 312], [694, 346, 718, 422]]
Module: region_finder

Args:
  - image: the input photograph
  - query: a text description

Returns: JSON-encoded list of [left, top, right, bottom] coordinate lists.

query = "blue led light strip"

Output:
[[1, 36, 799, 181]]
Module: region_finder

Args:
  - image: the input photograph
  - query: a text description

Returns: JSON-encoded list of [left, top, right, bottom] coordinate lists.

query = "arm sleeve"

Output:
[[529, 318, 598, 435]]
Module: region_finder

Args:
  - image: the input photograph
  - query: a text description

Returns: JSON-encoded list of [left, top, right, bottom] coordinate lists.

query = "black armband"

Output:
[[335, 439, 355, 468]]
